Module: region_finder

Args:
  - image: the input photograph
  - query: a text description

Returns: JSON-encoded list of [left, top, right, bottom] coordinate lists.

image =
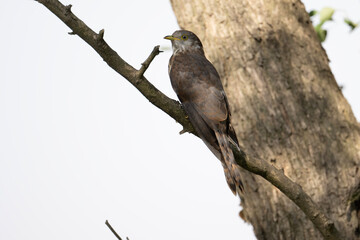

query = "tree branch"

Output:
[[105, 220, 127, 240], [137, 45, 162, 79], [36, 0, 194, 135], [232, 147, 342, 240], [35, 0, 342, 239]]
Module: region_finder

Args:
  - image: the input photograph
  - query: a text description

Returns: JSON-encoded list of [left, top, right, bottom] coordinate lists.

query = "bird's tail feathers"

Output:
[[215, 130, 244, 194]]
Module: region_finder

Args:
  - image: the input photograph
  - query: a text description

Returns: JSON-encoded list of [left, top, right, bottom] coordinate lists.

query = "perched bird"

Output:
[[164, 30, 243, 194]]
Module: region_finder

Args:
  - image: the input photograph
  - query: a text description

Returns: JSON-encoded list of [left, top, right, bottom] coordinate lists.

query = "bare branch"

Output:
[[137, 45, 162, 79], [35, 0, 193, 135], [105, 220, 125, 240], [35, 0, 342, 239]]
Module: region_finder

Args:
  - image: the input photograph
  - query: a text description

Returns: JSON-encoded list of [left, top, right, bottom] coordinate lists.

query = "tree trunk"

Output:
[[170, 0, 360, 239]]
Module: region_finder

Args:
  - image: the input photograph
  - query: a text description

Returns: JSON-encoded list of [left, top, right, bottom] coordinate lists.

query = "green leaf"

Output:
[[309, 10, 317, 17], [315, 25, 327, 42], [344, 18, 358, 31], [319, 7, 335, 23]]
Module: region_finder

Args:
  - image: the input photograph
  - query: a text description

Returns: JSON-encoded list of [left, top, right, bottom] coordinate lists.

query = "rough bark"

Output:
[[170, 0, 360, 239]]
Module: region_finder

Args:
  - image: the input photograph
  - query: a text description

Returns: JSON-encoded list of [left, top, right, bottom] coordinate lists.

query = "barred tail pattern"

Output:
[[215, 130, 244, 195]]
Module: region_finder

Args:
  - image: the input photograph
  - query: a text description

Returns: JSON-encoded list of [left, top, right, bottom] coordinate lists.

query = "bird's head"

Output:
[[164, 30, 204, 54]]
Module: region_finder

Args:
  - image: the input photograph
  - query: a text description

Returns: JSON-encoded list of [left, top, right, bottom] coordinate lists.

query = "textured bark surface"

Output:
[[170, 0, 360, 239]]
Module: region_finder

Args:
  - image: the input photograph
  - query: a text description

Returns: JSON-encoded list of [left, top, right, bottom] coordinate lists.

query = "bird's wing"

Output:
[[170, 53, 229, 125], [182, 101, 222, 158], [169, 52, 243, 194]]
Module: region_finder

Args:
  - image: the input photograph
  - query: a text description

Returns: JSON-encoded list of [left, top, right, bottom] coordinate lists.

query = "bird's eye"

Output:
[[181, 35, 188, 40]]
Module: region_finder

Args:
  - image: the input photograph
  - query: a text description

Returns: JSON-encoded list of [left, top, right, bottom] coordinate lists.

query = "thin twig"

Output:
[[137, 45, 162, 79], [105, 220, 124, 240], [35, 1, 343, 239]]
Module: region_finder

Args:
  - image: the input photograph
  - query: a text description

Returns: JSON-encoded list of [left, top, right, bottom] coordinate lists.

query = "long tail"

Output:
[[215, 130, 244, 195]]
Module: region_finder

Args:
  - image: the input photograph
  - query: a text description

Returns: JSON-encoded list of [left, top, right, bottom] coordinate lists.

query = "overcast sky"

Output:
[[1, 1, 359, 240]]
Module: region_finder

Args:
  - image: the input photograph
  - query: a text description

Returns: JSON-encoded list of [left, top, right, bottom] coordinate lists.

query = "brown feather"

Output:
[[215, 129, 244, 193], [166, 30, 244, 194]]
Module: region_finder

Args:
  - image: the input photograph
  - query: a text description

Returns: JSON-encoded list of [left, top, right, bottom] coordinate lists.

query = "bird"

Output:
[[164, 30, 244, 195]]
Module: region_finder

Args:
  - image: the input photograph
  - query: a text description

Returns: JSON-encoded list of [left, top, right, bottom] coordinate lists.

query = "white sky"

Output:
[[0, 1, 359, 240]]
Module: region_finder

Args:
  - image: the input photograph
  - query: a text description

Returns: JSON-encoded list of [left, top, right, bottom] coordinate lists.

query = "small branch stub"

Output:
[[179, 115, 194, 135], [137, 45, 162, 80], [179, 128, 189, 135], [65, 4, 72, 14], [98, 29, 105, 41]]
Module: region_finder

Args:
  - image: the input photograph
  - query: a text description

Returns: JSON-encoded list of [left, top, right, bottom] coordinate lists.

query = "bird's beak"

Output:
[[164, 35, 180, 41]]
